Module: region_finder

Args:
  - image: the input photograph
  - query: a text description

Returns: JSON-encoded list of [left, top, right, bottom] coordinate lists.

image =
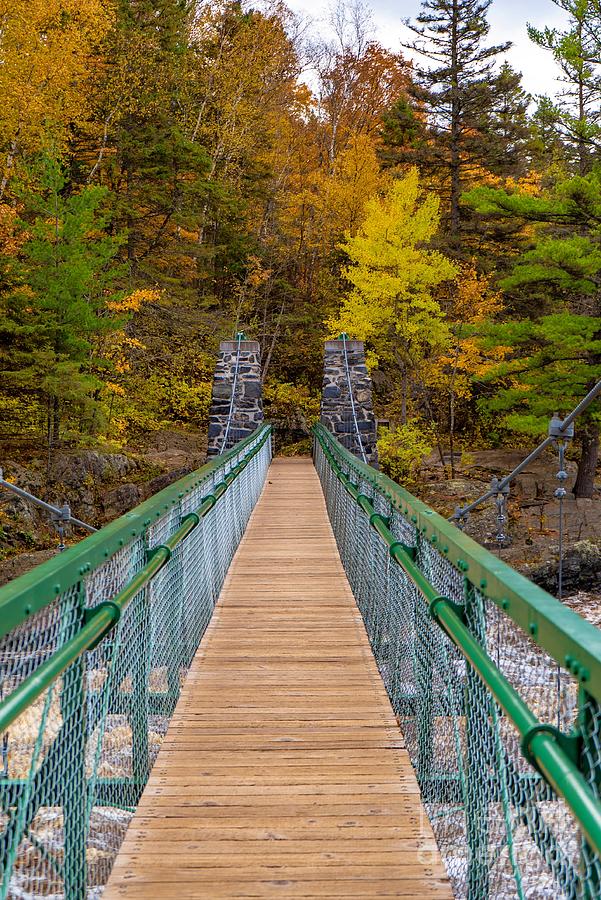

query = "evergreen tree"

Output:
[[0, 156, 125, 445], [482, 63, 531, 178], [528, 97, 571, 172], [87, 0, 210, 281], [528, 0, 601, 175], [378, 96, 429, 170], [477, 314, 601, 497], [402, 0, 510, 234], [465, 170, 601, 495]]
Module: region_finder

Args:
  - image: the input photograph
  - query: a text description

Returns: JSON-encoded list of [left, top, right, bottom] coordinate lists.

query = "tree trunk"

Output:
[[448, 395, 456, 479], [449, 0, 461, 234], [573, 422, 599, 498], [577, 20, 588, 177], [52, 396, 60, 446], [401, 364, 407, 425]]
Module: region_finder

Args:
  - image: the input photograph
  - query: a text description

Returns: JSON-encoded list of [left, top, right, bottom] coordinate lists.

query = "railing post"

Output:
[[130, 584, 150, 788], [320, 337, 378, 466], [580, 688, 601, 896], [414, 533, 434, 787], [464, 580, 495, 899], [207, 339, 263, 456], [62, 582, 88, 900]]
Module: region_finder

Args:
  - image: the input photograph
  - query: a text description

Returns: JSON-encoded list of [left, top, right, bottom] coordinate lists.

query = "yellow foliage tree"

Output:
[[328, 168, 458, 420], [424, 263, 510, 474], [283, 133, 390, 266], [0, 0, 113, 197]]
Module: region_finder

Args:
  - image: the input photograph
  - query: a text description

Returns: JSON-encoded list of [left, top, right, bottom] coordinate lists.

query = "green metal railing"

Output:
[[314, 423, 601, 899], [0, 425, 272, 899]]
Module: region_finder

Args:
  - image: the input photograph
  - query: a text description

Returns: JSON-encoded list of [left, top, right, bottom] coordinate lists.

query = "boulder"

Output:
[[49, 451, 136, 487], [102, 483, 141, 519], [524, 540, 601, 595]]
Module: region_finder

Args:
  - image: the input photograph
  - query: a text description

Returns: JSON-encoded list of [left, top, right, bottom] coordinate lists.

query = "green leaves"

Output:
[[0, 154, 127, 438], [331, 169, 457, 358], [475, 313, 601, 434], [502, 236, 601, 293]]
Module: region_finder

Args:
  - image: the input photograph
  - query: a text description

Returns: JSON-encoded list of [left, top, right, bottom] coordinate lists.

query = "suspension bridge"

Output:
[[1, 337, 601, 899]]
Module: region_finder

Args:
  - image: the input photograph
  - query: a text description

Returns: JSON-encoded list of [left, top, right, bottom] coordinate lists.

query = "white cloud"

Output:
[[287, 0, 570, 98]]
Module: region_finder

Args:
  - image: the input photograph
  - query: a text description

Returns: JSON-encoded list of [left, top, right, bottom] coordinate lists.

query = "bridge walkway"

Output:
[[104, 458, 452, 898]]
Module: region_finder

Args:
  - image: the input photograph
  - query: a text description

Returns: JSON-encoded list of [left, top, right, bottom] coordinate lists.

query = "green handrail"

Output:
[[0, 426, 272, 736], [314, 423, 601, 858], [314, 423, 601, 706], [0, 424, 272, 640]]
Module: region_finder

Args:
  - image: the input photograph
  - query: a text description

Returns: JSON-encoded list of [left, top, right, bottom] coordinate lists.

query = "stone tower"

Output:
[[320, 336, 378, 467], [207, 337, 263, 457]]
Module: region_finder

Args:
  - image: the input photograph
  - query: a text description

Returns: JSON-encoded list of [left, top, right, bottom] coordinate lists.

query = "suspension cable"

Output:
[[340, 332, 368, 465], [451, 379, 601, 522], [0, 469, 96, 535], [221, 331, 244, 454]]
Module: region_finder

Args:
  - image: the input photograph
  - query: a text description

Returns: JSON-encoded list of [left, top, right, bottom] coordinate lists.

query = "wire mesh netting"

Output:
[[314, 433, 601, 899], [0, 430, 271, 899]]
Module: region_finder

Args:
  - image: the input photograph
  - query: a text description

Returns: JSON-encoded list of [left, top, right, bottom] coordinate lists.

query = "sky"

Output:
[[286, 0, 569, 98]]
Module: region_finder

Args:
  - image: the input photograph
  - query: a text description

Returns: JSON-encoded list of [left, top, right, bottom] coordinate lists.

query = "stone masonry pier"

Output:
[[320, 337, 378, 467], [207, 339, 263, 456]]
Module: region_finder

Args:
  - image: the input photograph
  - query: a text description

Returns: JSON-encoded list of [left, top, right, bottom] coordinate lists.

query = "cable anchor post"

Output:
[[51, 503, 72, 553], [549, 412, 574, 603], [490, 476, 510, 549], [454, 506, 469, 532]]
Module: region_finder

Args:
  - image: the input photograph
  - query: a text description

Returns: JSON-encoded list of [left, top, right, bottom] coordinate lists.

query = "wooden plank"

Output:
[[103, 458, 451, 899]]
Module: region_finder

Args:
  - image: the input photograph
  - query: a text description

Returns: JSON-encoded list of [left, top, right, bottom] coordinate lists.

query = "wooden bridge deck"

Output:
[[104, 458, 452, 898]]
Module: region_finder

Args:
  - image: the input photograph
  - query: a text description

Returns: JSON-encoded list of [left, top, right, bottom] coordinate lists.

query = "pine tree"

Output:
[[528, 97, 571, 171], [465, 170, 601, 495], [482, 63, 531, 178], [402, 0, 510, 234], [528, 0, 601, 175], [477, 314, 601, 497], [87, 0, 210, 280], [378, 97, 429, 170], [0, 156, 125, 445]]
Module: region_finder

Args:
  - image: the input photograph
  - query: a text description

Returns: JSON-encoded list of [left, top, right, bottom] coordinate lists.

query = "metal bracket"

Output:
[[183, 511, 200, 528], [549, 413, 575, 442], [389, 540, 416, 560], [83, 601, 121, 650], [147, 544, 172, 564], [429, 596, 466, 623], [356, 493, 373, 515], [521, 723, 581, 772], [369, 513, 390, 528], [490, 476, 510, 497]]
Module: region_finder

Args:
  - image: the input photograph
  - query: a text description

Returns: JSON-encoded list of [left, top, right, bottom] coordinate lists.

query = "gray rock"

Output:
[[49, 451, 136, 487], [525, 540, 601, 594], [244, 381, 262, 400], [213, 382, 232, 400], [102, 483, 141, 519]]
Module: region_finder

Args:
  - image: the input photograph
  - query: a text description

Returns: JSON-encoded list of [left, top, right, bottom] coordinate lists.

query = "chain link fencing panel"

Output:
[[314, 432, 601, 899], [0, 429, 271, 899]]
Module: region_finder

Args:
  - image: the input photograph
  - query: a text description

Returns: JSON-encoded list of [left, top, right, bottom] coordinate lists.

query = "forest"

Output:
[[0, 0, 600, 501]]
